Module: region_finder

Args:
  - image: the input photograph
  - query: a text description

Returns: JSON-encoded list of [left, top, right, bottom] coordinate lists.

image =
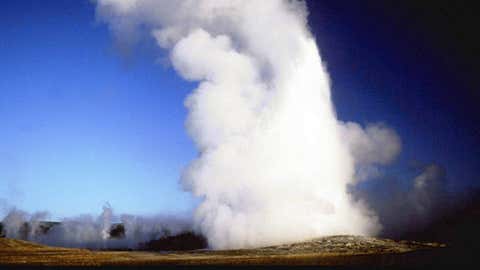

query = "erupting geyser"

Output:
[[96, 0, 401, 249]]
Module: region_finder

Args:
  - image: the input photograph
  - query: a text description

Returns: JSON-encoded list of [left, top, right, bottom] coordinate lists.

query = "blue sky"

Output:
[[0, 1, 198, 217], [1, 1, 478, 218], [309, 1, 479, 192]]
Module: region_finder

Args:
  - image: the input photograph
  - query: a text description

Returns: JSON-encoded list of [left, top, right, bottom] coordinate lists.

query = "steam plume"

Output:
[[95, 0, 402, 249]]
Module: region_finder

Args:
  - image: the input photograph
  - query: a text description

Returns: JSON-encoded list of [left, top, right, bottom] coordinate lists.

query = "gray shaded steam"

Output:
[[351, 163, 452, 237]]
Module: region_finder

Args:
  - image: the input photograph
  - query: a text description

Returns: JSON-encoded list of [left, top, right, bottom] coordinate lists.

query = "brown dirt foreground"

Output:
[[0, 235, 452, 267]]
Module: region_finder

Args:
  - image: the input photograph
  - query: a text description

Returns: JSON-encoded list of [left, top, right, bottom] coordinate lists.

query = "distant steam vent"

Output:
[[0, 221, 207, 251], [0, 221, 126, 240], [0, 221, 61, 240]]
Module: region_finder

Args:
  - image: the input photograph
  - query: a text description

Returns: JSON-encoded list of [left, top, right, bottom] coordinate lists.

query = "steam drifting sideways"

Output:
[[0, 203, 193, 249], [95, 0, 402, 249]]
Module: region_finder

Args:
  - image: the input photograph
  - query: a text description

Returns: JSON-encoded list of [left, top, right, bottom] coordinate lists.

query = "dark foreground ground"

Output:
[[0, 235, 468, 267]]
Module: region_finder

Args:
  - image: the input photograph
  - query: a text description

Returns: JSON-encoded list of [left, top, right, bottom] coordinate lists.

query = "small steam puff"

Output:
[[0, 204, 192, 249], [339, 122, 401, 182], [95, 0, 405, 249]]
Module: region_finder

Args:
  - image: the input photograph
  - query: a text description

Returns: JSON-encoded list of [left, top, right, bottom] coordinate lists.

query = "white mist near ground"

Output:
[[0, 204, 192, 249], [95, 0, 402, 249]]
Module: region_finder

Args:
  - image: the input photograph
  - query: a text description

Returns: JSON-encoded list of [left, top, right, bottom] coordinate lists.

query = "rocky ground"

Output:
[[251, 235, 444, 255]]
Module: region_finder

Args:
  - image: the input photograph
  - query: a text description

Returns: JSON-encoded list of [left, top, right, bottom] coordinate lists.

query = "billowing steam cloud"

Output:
[[94, 0, 405, 249]]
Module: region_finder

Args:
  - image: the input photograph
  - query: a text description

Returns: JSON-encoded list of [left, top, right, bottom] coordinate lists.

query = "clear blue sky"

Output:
[[0, 0, 199, 218], [1, 1, 478, 219]]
